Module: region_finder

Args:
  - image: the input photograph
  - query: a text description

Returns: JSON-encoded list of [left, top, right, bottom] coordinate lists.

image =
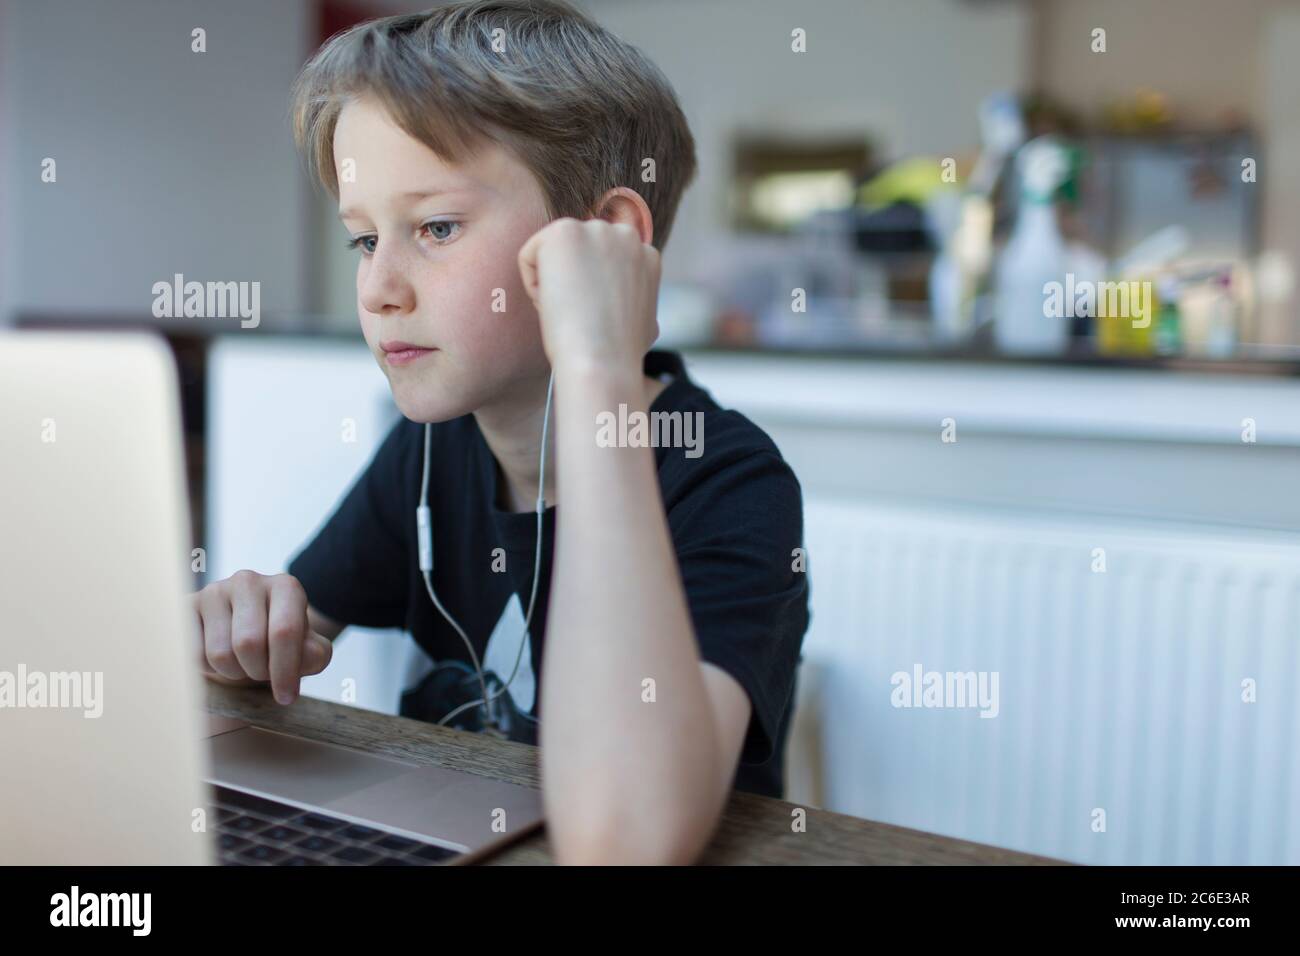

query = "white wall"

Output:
[[1260, 6, 1300, 347], [586, 0, 1031, 283], [0, 0, 16, 326], [1035, 0, 1282, 129], [2, 0, 313, 323]]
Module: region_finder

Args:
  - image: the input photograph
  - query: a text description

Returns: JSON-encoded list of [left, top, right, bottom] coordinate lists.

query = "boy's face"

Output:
[[334, 96, 553, 422]]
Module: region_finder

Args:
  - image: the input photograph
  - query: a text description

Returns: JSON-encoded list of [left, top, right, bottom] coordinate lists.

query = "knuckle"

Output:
[[230, 629, 263, 656], [207, 646, 237, 671], [267, 620, 298, 645], [271, 573, 305, 598]]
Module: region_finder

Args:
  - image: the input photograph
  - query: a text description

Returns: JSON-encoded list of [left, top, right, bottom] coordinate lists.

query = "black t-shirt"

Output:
[[287, 349, 809, 799]]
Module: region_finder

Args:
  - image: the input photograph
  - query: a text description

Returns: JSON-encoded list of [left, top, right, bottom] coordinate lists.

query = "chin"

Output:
[[390, 383, 476, 425]]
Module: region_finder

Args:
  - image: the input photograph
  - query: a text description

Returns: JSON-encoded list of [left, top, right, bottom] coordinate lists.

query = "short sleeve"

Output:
[[669, 449, 810, 768], [287, 419, 412, 629]]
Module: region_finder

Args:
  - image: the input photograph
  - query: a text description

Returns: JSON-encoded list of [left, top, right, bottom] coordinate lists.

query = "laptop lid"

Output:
[[0, 331, 213, 864]]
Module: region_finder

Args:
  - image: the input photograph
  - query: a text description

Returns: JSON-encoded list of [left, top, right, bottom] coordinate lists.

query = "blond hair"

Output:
[[290, 0, 697, 251]]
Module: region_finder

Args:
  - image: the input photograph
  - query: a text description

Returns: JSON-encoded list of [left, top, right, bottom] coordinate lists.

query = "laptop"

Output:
[[0, 330, 545, 866]]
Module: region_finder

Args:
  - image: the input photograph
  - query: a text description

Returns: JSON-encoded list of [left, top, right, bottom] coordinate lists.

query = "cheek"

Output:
[[355, 260, 375, 333], [358, 314, 379, 351], [442, 252, 542, 355]]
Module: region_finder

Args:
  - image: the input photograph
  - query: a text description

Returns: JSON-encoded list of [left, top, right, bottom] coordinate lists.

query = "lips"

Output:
[[380, 340, 437, 367], [380, 339, 430, 353]]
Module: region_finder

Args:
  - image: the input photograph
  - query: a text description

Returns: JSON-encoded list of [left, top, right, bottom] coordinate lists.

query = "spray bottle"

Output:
[[994, 136, 1072, 355]]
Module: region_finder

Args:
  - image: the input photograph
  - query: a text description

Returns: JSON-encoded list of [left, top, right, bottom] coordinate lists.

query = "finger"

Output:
[[192, 596, 215, 676], [301, 633, 333, 677], [610, 221, 638, 242], [198, 587, 244, 680], [517, 218, 575, 300], [228, 573, 270, 682], [193, 598, 232, 681], [266, 576, 306, 704], [517, 229, 543, 304]]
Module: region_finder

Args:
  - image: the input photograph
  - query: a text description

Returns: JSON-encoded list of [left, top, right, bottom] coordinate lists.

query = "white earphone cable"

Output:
[[417, 370, 555, 732]]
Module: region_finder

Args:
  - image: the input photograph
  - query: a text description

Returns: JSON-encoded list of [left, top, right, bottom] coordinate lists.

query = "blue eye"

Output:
[[344, 221, 462, 256], [423, 220, 462, 243], [345, 235, 377, 255]]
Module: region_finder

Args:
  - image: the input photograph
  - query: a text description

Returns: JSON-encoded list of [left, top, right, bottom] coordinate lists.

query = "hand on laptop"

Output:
[[191, 571, 334, 705]]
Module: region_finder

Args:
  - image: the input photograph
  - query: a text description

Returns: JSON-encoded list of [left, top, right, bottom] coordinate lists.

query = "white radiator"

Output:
[[800, 497, 1300, 864]]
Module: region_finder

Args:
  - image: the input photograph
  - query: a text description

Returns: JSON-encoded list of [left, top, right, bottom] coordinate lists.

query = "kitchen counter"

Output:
[[680, 346, 1300, 447]]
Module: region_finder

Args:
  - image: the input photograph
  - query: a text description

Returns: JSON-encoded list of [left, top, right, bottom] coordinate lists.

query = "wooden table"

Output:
[[206, 682, 1066, 865]]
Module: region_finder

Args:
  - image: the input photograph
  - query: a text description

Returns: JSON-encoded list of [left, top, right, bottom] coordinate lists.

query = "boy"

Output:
[[191, 0, 808, 865]]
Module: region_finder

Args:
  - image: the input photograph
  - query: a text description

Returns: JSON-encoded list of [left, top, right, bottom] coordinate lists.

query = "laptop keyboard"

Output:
[[209, 784, 464, 866]]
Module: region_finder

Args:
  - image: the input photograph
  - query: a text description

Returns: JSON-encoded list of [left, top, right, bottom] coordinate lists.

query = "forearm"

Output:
[[539, 358, 724, 864]]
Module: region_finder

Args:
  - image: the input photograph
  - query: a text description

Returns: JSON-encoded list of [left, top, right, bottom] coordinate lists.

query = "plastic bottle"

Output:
[[1154, 276, 1182, 356], [1206, 273, 1238, 359], [994, 137, 1071, 356]]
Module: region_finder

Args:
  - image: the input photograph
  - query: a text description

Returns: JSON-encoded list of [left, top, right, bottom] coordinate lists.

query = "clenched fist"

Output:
[[191, 570, 334, 705], [516, 213, 661, 378]]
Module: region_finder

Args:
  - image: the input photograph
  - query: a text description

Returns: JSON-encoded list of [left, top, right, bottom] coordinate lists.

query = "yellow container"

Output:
[[1095, 276, 1156, 356]]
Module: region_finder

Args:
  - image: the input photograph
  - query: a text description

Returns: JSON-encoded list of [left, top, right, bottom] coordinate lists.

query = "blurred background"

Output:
[[3, 0, 1298, 865]]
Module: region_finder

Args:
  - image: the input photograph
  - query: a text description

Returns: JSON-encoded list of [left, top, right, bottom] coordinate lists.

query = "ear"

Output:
[[590, 186, 654, 246]]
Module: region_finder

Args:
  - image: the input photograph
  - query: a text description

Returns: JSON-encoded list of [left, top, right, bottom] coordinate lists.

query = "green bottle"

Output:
[[1155, 277, 1182, 357]]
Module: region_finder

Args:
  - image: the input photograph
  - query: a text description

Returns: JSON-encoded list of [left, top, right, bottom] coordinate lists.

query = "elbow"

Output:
[[548, 791, 712, 866], [553, 824, 704, 867]]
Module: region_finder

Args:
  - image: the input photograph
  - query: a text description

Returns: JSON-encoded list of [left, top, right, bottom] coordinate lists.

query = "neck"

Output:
[[474, 369, 557, 514], [474, 367, 671, 514]]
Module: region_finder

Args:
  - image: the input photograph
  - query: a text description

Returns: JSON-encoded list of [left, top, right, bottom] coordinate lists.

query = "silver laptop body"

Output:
[[0, 331, 544, 865]]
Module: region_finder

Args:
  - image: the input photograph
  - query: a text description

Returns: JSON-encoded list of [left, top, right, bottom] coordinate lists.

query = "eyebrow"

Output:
[[337, 187, 477, 221]]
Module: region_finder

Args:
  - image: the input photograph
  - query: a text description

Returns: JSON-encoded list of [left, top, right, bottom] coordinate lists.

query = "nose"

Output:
[[358, 240, 417, 317]]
